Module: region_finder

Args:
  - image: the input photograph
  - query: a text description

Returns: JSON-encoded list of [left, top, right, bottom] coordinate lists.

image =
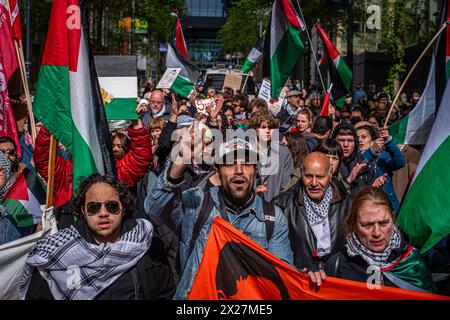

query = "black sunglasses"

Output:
[[85, 201, 121, 216], [0, 149, 16, 156]]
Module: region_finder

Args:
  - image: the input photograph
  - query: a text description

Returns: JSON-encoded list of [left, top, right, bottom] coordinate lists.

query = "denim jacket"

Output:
[[145, 167, 294, 300], [0, 205, 21, 245]]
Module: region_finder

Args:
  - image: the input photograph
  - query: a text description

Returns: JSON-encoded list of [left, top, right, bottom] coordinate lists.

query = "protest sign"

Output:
[[195, 98, 216, 115], [157, 68, 182, 89], [222, 73, 243, 92]]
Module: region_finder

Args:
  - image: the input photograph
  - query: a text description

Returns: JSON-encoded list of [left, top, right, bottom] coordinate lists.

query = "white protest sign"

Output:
[[157, 68, 181, 89], [258, 79, 286, 115], [258, 78, 271, 102], [195, 98, 216, 115]]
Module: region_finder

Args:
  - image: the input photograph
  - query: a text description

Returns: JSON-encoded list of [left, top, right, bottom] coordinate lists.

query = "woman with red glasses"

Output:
[[21, 174, 175, 300]]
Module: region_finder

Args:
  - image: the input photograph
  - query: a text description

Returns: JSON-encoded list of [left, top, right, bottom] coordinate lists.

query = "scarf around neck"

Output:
[[303, 186, 333, 257], [0, 151, 16, 200], [346, 225, 401, 268], [19, 218, 153, 300]]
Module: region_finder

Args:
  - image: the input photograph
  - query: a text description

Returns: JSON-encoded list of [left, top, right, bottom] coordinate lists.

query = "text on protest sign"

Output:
[[195, 98, 216, 114]]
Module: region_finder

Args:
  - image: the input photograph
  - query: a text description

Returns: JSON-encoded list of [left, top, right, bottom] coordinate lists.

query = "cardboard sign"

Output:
[[222, 73, 243, 92], [157, 68, 181, 89], [195, 98, 216, 115]]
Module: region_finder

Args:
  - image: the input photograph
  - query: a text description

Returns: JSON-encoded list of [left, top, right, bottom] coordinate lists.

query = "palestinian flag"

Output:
[[33, 0, 116, 190], [170, 12, 190, 60], [316, 23, 352, 108], [165, 16, 200, 98], [95, 56, 138, 121], [241, 36, 265, 73], [189, 218, 447, 300], [390, 3, 448, 145], [397, 78, 450, 254], [269, 0, 305, 99], [2, 169, 46, 228]]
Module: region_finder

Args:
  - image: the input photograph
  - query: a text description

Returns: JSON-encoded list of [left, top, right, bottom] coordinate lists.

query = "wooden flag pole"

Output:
[[16, 41, 37, 144], [383, 22, 447, 128], [5, 2, 37, 144], [45, 135, 57, 208]]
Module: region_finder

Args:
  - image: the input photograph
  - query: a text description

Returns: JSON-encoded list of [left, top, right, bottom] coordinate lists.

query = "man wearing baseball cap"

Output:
[[145, 131, 293, 299]]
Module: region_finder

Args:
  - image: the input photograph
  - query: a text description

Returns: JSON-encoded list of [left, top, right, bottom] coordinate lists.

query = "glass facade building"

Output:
[[186, 0, 225, 17], [183, 0, 227, 70]]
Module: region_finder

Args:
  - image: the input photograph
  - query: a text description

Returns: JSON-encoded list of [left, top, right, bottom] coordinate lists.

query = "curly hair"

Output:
[[248, 98, 268, 113], [249, 109, 279, 129], [73, 174, 136, 219]]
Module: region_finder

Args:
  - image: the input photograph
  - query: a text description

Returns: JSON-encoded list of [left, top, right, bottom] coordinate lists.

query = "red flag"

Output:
[[0, 1, 19, 81], [320, 92, 330, 117], [320, 83, 333, 117], [188, 217, 449, 300], [7, 0, 22, 41], [0, 2, 21, 155], [171, 11, 189, 60], [175, 18, 189, 60]]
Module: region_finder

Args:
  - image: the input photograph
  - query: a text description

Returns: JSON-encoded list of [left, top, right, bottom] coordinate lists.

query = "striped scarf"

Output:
[[346, 225, 402, 268], [303, 186, 333, 257]]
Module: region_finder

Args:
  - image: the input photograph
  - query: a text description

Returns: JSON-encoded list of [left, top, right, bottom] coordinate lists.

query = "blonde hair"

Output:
[[343, 186, 394, 237]]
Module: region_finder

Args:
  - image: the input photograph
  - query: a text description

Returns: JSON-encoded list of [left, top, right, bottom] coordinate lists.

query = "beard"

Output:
[[221, 176, 253, 206]]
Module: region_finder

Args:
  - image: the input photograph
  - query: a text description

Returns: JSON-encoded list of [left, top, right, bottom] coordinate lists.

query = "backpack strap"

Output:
[[188, 191, 215, 255], [262, 200, 275, 242]]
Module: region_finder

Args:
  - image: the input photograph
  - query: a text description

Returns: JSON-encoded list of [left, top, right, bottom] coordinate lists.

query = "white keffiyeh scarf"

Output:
[[303, 186, 333, 257], [19, 218, 153, 300], [346, 225, 402, 268]]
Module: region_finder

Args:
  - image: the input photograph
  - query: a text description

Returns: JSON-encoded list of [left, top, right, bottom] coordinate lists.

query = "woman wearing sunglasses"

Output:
[[21, 174, 175, 300]]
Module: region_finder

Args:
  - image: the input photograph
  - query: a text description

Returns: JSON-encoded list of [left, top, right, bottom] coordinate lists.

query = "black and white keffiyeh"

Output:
[[346, 225, 402, 268], [0, 151, 16, 199], [303, 186, 333, 257], [19, 218, 153, 300]]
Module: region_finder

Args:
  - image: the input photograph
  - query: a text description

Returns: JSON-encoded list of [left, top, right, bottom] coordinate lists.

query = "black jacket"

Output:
[[25, 218, 175, 300], [272, 181, 352, 272]]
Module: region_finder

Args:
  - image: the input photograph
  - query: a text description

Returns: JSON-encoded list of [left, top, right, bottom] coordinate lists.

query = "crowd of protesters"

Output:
[[1, 78, 449, 300]]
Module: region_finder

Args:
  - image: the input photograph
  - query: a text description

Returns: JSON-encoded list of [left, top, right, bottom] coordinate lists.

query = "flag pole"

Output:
[[293, 0, 326, 93], [45, 135, 57, 208], [16, 40, 37, 144], [5, 2, 37, 144], [241, 73, 250, 93], [384, 22, 447, 128]]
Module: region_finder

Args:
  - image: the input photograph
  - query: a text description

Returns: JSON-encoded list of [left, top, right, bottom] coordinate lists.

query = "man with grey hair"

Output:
[[273, 151, 352, 287], [140, 89, 172, 126]]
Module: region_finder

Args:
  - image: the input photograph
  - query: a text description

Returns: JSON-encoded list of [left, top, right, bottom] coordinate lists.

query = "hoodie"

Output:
[[331, 122, 376, 191]]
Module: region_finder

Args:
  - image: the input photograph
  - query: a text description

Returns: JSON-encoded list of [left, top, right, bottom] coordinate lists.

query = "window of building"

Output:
[[187, 0, 225, 17]]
